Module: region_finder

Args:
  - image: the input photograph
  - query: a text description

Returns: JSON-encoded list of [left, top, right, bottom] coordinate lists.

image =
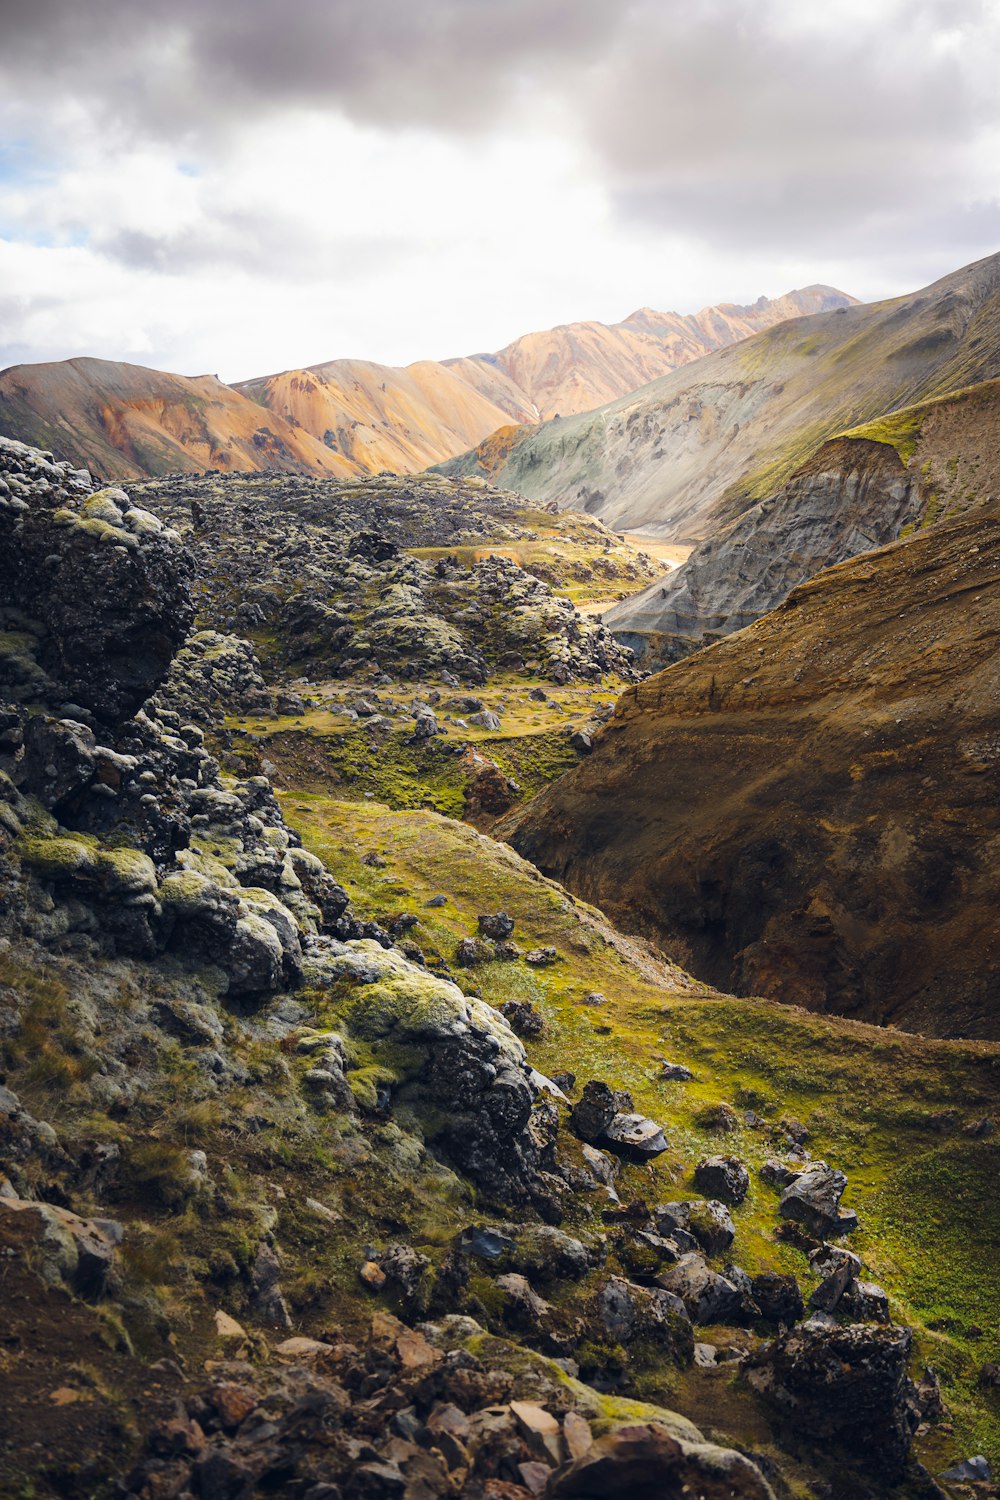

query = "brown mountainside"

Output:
[[447, 286, 854, 422], [0, 285, 851, 480], [0, 357, 352, 481], [505, 506, 1000, 1039], [236, 357, 531, 474]]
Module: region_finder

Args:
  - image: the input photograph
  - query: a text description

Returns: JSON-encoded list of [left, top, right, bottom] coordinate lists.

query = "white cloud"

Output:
[[0, 1, 999, 377]]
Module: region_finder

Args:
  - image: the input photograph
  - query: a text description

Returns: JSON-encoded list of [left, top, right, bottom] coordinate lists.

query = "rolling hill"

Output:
[[0, 357, 353, 481]]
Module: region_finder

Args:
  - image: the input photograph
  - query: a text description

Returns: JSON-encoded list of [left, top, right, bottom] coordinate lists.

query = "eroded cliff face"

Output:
[[506, 507, 1000, 1038], [607, 376, 1000, 668], [606, 438, 922, 667]]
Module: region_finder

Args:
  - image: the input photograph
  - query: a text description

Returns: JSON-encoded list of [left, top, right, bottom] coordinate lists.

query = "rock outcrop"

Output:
[[130, 470, 641, 686], [0, 437, 194, 723], [0, 438, 553, 1211], [745, 1322, 916, 1480], [506, 502, 1000, 1037]]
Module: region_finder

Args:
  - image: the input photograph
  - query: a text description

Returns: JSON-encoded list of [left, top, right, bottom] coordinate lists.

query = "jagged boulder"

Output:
[[0, 1196, 122, 1299], [570, 1080, 668, 1160], [656, 1253, 747, 1326], [306, 943, 554, 1208], [694, 1154, 750, 1206], [594, 1276, 694, 1366], [0, 440, 194, 724], [655, 1200, 735, 1258], [745, 1321, 915, 1479], [546, 1421, 775, 1499], [779, 1166, 857, 1238], [751, 1272, 804, 1326]]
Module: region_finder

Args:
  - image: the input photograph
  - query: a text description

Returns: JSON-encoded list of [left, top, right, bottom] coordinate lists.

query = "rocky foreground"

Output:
[[0, 436, 996, 1498]]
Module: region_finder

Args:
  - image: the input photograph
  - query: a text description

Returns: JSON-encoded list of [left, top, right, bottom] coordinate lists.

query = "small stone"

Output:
[[274, 1336, 333, 1360], [780, 1166, 856, 1238], [938, 1456, 991, 1483], [808, 1245, 862, 1312], [459, 1224, 517, 1262], [525, 946, 559, 966], [494, 1272, 552, 1331], [659, 1060, 693, 1081], [396, 1325, 440, 1369], [454, 936, 492, 967], [213, 1383, 260, 1428], [603, 1112, 668, 1160], [510, 1399, 563, 1463], [751, 1271, 805, 1325], [478, 911, 515, 940], [360, 1260, 387, 1289], [213, 1310, 247, 1343], [840, 1280, 891, 1323], [563, 1411, 593, 1461], [695, 1101, 741, 1133], [519, 1461, 553, 1496], [571, 1081, 625, 1143]]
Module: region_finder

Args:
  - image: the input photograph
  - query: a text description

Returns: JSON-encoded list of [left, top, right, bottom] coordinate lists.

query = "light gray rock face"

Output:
[[606, 438, 921, 667]]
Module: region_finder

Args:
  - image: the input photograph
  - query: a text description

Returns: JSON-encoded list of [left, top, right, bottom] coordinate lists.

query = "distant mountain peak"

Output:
[[0, 281, 856, 480]]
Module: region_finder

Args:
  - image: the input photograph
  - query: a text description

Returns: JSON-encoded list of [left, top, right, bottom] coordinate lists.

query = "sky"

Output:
[[1, 0, 999, 383]]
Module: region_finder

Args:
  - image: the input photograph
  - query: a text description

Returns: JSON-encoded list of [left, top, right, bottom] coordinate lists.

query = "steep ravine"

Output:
[[506, 506, 1000, 1040]]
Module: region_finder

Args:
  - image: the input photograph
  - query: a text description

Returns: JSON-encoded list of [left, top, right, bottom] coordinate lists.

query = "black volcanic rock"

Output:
[[745, 1321, 916, 1479], [0, 438, 194, 725]]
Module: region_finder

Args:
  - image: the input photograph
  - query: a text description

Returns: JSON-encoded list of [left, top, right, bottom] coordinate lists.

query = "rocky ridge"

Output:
[[130, 471, 646, 688], [0, 287, 852, 483], [0, 434, 975, 1498]]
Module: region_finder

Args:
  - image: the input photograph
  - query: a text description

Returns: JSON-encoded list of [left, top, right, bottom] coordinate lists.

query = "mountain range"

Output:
[[442, 251, 1000, 544], [0, 286, 851, 480]]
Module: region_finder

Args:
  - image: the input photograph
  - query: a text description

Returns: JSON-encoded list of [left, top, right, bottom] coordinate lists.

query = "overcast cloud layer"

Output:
[[1, 0, 999, 379]]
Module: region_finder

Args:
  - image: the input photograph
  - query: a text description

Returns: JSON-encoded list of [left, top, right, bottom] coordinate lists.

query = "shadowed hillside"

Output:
[[506, 502, 1000, 1039]]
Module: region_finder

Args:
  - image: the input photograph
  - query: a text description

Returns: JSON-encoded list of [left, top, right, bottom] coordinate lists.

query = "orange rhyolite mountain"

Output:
[[0, 286, 852, 479]]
